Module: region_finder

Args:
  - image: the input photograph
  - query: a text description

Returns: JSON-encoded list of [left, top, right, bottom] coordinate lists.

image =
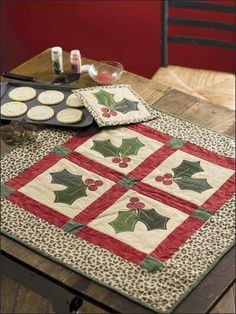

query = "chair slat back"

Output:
[[161, 0, 236, 67]]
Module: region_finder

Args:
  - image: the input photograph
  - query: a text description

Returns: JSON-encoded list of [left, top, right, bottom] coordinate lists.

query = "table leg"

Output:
[[52, 292, 83, 314], [1, 252, 83, 313]]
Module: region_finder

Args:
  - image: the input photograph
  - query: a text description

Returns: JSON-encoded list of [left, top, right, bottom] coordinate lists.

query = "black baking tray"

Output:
[[0, 80, 94, 128]]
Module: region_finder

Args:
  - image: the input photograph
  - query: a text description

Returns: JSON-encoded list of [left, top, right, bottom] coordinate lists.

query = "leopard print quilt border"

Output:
[[1, 111, 235, 313]]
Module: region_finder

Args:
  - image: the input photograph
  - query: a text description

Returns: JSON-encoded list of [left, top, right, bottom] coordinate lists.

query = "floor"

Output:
[[1, 275, 235, 313]]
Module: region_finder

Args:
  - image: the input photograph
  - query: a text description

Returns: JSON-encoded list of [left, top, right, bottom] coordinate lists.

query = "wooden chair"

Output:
[[152, 0, 236, 110]]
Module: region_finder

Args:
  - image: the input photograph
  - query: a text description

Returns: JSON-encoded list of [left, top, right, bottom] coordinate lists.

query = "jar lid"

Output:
[[70, 50, 81, 57], [51, 46, 62, 54]]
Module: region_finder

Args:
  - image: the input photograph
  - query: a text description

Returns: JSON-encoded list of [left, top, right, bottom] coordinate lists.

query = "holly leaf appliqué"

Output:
[[91, 139, 119, 157], [172, 160, 204, 178], [93, 90, 116, 108], [118, 137, 145, 157], [172, 160, 212, 193], [109, 209, 139, 233], [90, 137, 144, 158], [113, 98, 139, 114], [109, 208, 169, 233], [173, 177, 212, 193], [138, 209, 169, 231], [50, 169, 87, 205], [93, 90, 139, 114]]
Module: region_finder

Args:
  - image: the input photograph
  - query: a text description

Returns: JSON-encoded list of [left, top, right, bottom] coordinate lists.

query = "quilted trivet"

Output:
[[1, 110, 235, 313], [74, 84, 157, 127]]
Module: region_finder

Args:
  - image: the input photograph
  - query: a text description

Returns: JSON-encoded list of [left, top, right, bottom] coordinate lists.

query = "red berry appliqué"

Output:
[[119, 157, 131, 168], [136, 202, 145, 209], [95, 180, 103, 187], [126, 197, 145, 209], [101, 107, 109, 113], [102, 112, 111, 118], [85, 178, 103, 192], [101, 107, 117, 118], [123, 157, 131, 163], [110, 111, 117, 116], [155, 176, 164, 182], [112, 156, 132, 168], [163, 173, 173, 179], [119, 162, 128, 168], [155, 173, 173, 185], [112, 157, 121, 163], [88, 184, 97, 191], [163, 180, 172, 186], [130, 197, 140, 203], [85, 179, 94, 185], [127, 202, 135, 209]]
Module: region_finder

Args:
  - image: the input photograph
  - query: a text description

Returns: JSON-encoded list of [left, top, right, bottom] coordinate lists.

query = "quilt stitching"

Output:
[[1, 110, 235, 313], [3, 123, 235, 270]]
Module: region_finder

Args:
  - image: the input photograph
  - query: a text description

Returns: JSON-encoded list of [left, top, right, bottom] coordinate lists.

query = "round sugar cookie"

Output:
[[66, 94, 84, 108], [57, 108, 83, 124], [1, 101, 28, 117], [27, 105, 54, 121], [9, 87, 36, 102], [38, 90, 64, 105]]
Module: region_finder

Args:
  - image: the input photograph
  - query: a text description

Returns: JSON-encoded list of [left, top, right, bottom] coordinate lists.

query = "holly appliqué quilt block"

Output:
[[2, 123, 234, 274], [74, 84, 157, 127]]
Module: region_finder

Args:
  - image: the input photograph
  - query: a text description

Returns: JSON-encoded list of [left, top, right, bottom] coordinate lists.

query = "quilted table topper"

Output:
[[74, 84, 157, 127], [1, 113, 235, 313]]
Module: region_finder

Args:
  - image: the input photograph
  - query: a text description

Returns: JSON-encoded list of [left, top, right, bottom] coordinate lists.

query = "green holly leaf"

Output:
[[54, 186, 87, 205], [109, 209, 139, 233], [51, 169, 82, 187], [91, 139, 119, 157], [93, 90, 116, 108], [173, 177, 212, 194], [172, 160, 204, 179], [50, 169, 87, 205], [138, 209, 169, 231], [109, 208, 170, 233], [118, 137, 145, 157], [114, 98, 139, 114], [171, 160, 212, 193]]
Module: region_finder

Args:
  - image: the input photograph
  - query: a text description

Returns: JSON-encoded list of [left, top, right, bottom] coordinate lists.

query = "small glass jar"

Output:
[[51, 46, 63, 74], [70, 50, 81, 74]]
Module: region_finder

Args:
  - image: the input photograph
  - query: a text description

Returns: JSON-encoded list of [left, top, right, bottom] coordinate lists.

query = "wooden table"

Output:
[[1, 49, 235, 314]]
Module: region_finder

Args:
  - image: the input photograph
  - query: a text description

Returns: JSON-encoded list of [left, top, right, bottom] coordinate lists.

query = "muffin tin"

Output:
[[0, 80, 94, 128]]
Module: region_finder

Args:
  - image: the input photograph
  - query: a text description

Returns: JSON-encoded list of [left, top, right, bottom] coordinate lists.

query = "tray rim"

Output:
[[0, 79, 94, 129]]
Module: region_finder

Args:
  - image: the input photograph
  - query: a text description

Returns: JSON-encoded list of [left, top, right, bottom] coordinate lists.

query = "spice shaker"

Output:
[[70, 50, 82, 74], [51, 46, 63, 74]]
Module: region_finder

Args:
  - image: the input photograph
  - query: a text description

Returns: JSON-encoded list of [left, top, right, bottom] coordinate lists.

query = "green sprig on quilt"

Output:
[[91, 139, 119, 157], [109, 197, 169, 233], [93, 90, 139, 114], [50, 170, 104, 205], [155, 160, 212, 193], [109, 209, 169, 233], [93, 90, 116, 108], [172, 160, 212, 193], [51, 169, 87, 205], [91, 137, 145, 168]]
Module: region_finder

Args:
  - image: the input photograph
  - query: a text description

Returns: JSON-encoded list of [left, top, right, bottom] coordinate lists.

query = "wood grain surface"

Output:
[[1, 49, 235, 314], [152, 66, 235, 110]]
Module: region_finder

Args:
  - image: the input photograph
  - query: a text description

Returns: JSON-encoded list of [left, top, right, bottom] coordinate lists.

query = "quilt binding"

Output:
[[1, 108, 235, 313], [2, 228, 234, 314]]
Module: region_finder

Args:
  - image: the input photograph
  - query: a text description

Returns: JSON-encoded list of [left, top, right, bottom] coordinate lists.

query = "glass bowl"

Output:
[[88, 61, 124, 85]]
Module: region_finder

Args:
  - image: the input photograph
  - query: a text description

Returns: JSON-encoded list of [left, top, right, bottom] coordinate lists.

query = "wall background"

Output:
[[1, 0, 235, 78]]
